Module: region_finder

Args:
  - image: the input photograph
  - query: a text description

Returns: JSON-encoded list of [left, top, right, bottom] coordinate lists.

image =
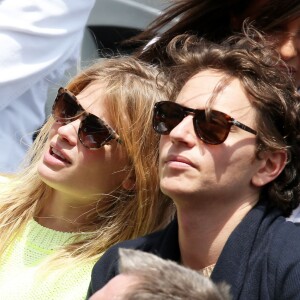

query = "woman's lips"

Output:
[[50, 147, 71, 164]]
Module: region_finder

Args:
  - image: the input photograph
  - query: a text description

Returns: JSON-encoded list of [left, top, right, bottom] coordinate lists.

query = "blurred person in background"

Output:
[[131, 0, 300, 89], [0, 56, 173, 300], [0, 0, 95, 173]]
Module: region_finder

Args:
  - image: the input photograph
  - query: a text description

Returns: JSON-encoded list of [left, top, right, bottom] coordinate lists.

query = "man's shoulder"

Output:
[[270, 218, 300, 251], [264, 219, 300, 298], [96, 231, 161, 264], [94, 220, 176, 269], [88, 220, 177, 296]]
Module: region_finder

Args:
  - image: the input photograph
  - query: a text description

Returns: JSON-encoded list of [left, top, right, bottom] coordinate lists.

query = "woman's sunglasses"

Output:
[[153, 101, 257, 145], [52, 87, 121, 150]]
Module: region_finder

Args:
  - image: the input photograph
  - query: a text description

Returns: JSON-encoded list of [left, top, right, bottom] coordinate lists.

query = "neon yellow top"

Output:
[[0, 219, 96, 300]]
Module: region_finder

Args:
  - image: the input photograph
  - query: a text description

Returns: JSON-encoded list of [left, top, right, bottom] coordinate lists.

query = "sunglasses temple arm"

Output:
[[231, 120, 257, 135], [115, 134, 123, 144]]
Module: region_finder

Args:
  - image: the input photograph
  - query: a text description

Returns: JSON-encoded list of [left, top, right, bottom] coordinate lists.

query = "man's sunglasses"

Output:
[[52, 87, 121, 150], [153, 101, 257, 145]]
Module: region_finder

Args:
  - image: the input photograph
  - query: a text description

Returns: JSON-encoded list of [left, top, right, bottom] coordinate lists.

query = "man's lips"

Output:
[[165, 154, 195, 167]]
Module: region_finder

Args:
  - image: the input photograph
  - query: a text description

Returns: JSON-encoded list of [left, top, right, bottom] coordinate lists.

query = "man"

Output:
[[87, 30, 300, 299]]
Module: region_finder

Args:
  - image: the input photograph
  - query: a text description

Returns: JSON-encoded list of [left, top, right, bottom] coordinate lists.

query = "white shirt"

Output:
[[288, 205, 300, 223], [0, 0, 96, 172]]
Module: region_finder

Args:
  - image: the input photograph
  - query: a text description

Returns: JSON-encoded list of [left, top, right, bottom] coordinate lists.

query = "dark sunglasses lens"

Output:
[[153, 102, 184, 134], [194, 111, 230, 145], [53, 92, 80, 120], [79, 115, 112, 149]]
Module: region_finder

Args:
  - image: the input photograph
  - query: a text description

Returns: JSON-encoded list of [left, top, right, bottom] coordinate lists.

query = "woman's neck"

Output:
[[35, 191, 96, 232]]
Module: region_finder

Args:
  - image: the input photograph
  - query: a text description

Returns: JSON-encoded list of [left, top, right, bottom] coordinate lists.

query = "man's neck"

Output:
[[176, 197, 258, 270]]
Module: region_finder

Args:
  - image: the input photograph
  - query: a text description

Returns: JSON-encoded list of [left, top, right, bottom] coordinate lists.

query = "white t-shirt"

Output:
[[0, 0, 96, 172]]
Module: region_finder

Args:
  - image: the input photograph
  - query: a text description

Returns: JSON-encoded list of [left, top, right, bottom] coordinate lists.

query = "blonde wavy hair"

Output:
[[0, 56, 174, 270]]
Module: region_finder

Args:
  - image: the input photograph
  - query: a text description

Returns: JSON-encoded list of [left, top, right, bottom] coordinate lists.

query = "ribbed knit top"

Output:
[[0, 219, 97, 299]]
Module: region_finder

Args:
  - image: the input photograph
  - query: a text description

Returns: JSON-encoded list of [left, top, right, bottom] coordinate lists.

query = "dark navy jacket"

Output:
[[87, 200, 300, 299]]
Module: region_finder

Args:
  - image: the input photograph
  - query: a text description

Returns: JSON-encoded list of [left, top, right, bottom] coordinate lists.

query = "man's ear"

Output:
[[251, 150, 287, 187]]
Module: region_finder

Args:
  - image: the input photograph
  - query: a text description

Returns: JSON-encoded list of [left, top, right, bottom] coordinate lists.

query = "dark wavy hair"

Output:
[[130, 0, 300, 65], [162, 29, 300, 216]]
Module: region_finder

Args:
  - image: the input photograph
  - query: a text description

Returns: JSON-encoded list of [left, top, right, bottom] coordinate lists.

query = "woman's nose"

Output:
[[56, 119, 80, 146], [277, 35, 299, 62]]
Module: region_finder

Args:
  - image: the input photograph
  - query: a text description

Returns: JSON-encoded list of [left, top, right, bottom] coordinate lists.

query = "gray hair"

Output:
[[119, 248, 231, 300]]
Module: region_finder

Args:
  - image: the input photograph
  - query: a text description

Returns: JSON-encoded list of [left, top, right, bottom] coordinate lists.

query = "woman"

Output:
[[0, 56, 174, 299], [130, 0, 300, 88]]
